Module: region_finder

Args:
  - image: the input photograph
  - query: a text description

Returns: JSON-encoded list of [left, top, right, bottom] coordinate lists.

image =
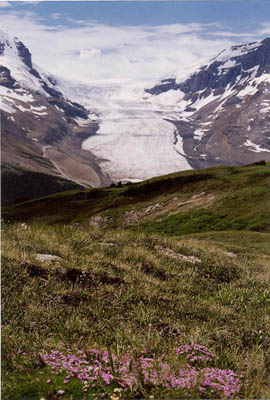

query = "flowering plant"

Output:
[[39, 344, 242, 399]]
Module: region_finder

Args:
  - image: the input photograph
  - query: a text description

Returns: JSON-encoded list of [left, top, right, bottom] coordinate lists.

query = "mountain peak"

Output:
[[0, 27, 33, 70], [256, 37, 270, 48], [205, 37, 270, 63], [146, 37, 270, 96]]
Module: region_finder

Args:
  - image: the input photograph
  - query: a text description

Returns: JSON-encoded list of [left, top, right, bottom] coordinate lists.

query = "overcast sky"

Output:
[[1, 1, 270, 85]]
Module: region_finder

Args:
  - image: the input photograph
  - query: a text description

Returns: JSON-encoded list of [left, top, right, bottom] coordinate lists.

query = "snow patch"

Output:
[[150, 89, 185, 105], [33, 111, 48, 116], [244, 139, 270, 153], [260, 107, 270, 113], [0, 98, 14, 113], [54, 105, 64, 112], [214, 41, 261, 64], [237, 85, 258, 98], [201, 121, 212, 126], [0, 85, 34, 103], [253, 74, 270, 85], [173, 131, 186, 155], [217, 59, 238, 74], [194, 128, 206, 141], [193, 92, 218, 111], [16, 104, 30, 112], [30, 105, 47, 112], [74, 117, 90, 127]]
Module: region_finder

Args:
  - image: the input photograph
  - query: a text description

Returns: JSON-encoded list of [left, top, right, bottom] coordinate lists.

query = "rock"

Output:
[[20, 222, 28, 230], [145, 203, 163, 213], [35, 254, 62, 263], [90, 215, 104, 228], [150, 203, 163, 211], [191, 192, 205, 200], [89, 215, 112, 229], [176, 254, 201, 264], [71, 222, 84, 230], [123, 210, 139, 226], [156, 247, 201, 264], [144, 206, 152, 214], [178, 201, 191, 207], [14, 37, 33, 69], [223, 251, 236, 258], [123, 203, 164, 225], [85, 242, 116, 248], [0, 66, 16, 88]]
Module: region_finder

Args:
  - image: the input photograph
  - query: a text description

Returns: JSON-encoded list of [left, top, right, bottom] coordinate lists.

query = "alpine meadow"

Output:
[[1, 1, 270, 399]]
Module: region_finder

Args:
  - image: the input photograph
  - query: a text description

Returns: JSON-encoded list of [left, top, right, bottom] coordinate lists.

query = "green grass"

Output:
[[2, 163, 270, 399], [183, 231, 270, 255], [143, 208, 236, 235], [3, 164, 270, 235], [2, 223, 270, 398], [143, 206, 270, 236]]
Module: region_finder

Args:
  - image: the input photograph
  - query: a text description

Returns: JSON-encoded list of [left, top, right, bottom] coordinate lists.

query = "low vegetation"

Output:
[[2, 163, 270, 398], [3, 164, 270, 234]]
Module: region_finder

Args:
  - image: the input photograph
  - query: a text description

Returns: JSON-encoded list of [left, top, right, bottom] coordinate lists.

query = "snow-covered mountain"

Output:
[[56, 37, 270, 178], [145, 38, 270, 168], [0, 28, 109, 191], [1, 29, 270, 199]]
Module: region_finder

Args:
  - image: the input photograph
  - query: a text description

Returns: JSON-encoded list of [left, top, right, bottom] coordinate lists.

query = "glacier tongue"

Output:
[[82, 113, 191, 181], [56, 80, 192, 181]]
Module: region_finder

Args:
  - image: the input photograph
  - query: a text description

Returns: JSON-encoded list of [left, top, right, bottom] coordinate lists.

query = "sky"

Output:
[[0, 1, 270, 85]]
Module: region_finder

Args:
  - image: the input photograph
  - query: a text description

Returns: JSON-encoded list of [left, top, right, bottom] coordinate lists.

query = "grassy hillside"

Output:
[[3, 164, 270, 233], [2, 163, 270, 399]]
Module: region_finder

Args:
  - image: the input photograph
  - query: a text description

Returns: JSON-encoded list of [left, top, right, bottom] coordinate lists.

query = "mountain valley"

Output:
[[1, 30, 270, 204], [2, 162, 270, 399], [2, 25, 270, 400]]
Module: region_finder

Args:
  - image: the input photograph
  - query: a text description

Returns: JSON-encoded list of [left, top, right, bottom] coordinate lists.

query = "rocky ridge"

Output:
[[0, 28, 111, 202], [146, 38, 270, 168]]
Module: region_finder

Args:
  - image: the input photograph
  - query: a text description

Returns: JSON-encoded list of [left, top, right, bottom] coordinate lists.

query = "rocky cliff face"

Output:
[[147, 39, 270, 95], [14, 37, 33, 70], [145, 38, 270, 169], [0, 65, 16, 88]]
